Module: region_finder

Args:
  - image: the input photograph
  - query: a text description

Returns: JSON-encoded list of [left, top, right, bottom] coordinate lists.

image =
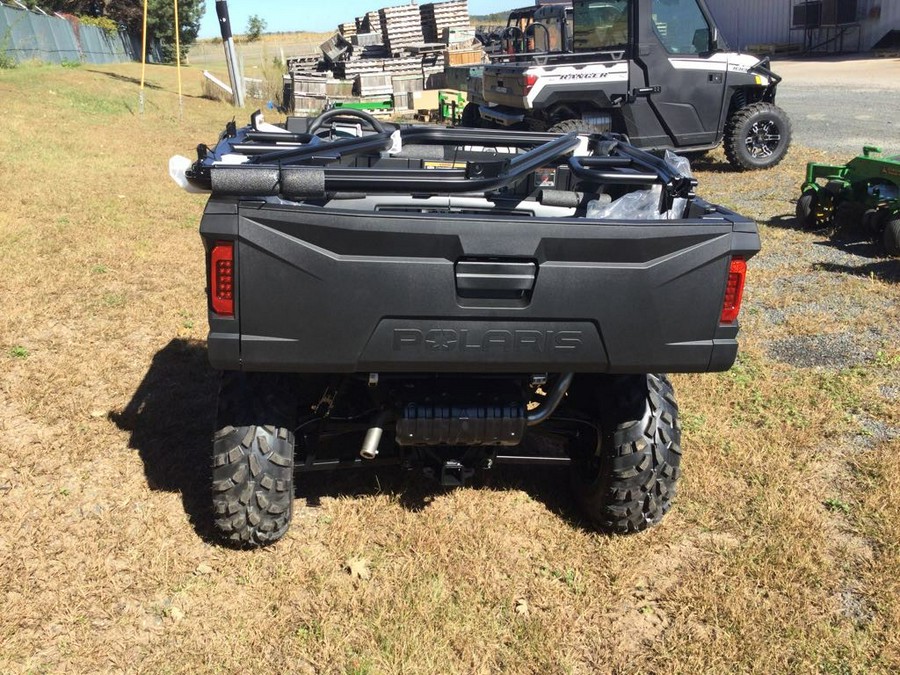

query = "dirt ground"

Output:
[[0, 61, 898, 674], [772, 55, 900, 155]]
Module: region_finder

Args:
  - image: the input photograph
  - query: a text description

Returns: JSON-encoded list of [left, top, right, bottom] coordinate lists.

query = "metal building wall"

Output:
[[703, 0, 791, 51], [861, 1, 900, 50], [704, 0, 900, 51]]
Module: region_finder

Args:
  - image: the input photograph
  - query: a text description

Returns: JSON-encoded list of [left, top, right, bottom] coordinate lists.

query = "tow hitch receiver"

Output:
[[425, 459, 476, 488]]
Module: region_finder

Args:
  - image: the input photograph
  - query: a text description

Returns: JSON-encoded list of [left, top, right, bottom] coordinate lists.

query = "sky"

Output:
[[198, 0, 522, 39]]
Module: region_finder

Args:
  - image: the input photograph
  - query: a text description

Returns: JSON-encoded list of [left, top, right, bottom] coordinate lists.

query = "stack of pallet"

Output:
[[285, 0, 481, 115], [359, 11, 382, 36], [379, 3, 425, 52], [333, 55, 423, 79], [415, 45, 447, 88], [288, 71, 327, 113], [420, 0, 469, 44]]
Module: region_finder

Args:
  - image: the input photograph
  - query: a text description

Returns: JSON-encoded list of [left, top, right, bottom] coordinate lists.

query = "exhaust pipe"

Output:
[[526, 373, 573, 427], [360, 411, 389, 459]]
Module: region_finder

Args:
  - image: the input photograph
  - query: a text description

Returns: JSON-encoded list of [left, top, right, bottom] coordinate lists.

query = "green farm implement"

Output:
[[797, 146, 900, 256]]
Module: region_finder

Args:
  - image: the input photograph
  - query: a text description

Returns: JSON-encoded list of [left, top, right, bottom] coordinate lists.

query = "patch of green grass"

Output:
[[9, 345, 29, 359], [546, 567, 583, 594], [823, 498, 851, 515], [727, 351, 763, 387], [103, 293, 126, 308], [58, 87, 128, 116], [874, 350, 900, 368]]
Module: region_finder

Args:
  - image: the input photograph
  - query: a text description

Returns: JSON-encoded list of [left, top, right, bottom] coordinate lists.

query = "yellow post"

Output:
[[174, 0, 183, 119], [139, 0, 148, 114]]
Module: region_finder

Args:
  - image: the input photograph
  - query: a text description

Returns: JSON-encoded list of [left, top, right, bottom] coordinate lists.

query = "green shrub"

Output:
[[78, 15, 119, 37]]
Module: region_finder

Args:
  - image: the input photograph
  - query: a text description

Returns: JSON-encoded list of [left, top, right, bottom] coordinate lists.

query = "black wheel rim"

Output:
[[744, 118, 782, 159]]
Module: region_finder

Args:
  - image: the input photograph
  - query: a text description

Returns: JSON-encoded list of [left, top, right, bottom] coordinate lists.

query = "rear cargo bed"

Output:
[[202, 197, 758, 374]]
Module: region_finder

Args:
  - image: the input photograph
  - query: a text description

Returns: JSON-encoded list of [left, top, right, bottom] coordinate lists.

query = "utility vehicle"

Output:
[[172, 108, 759, 546], [464, 0, 792, 171]]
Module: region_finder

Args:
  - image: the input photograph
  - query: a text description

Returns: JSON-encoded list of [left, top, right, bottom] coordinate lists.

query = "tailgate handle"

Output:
[[455, 260, 536, 299]]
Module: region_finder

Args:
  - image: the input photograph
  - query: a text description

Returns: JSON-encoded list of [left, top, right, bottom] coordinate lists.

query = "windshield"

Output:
[[573, 0, 630, 52], [533, 17, 563, 52], [651, 0, 712, 54]]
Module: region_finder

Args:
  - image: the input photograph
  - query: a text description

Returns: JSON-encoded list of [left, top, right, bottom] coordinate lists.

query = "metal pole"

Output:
[[139, 0, 148, 114], [215, 0, 244, 108], [174, 0, 183, 119]]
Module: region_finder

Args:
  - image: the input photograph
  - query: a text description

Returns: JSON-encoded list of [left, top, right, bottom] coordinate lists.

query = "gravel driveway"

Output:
[[772, 56, 900, 156]]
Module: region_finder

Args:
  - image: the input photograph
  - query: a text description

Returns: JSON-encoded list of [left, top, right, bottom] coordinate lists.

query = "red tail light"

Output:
[[210, 241, 234, 316], [720, 257, 746, 324], [523, 74, 538, 96]]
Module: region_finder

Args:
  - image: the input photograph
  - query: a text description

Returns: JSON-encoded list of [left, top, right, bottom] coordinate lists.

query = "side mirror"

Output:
[[711, 27, 720, 51], [692, 28, 711, 53]]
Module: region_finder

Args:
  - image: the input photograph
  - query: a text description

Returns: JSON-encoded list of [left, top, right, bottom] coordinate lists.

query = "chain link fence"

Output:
[[0, 5, 131, 65]]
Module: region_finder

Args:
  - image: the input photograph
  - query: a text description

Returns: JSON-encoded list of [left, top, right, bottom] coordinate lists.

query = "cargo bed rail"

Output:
[[186, 121, 696, 204]]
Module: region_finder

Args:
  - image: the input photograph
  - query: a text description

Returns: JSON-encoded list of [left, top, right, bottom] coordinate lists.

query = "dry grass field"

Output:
[[1, 61, 898, 674], [187, 32, 330, 78]]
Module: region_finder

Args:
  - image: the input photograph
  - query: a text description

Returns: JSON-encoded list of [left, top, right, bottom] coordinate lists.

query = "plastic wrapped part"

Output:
[[664, 150, 692, 220], [587, 186, 662, 220], [169, 155, 209, 193], [281, 166, 327, 200], [664, 150, 693, 178], [387, 129, 403, 155], [585, 149, 694, 221]]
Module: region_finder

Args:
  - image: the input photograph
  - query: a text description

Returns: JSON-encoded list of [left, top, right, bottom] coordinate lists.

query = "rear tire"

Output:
[[548, 118, 596, 134], [570, 373, 682, 533], [884, 217, 900, 257], [211, 372, 299, 547], [724, 102, 791, 171], [459, 102, 480, 128]]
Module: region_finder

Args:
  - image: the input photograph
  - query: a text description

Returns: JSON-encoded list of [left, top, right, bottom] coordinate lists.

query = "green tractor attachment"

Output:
[[796, 146, 900, 256]]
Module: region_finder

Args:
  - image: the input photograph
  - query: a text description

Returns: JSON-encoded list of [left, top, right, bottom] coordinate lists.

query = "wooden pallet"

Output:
[[320, 32, 351, 63], [380, 3, 425, 51], [351, 32, 383, 48], [293, 74, 328, 96], [355, 74, 394, 96], [286, 55, 320, 75], [445, 47, 482, 66], [442, 27, 476, 45], [420, 0, 470, 43], [361, 11, 382, 36], [392, 74, 425, 95]]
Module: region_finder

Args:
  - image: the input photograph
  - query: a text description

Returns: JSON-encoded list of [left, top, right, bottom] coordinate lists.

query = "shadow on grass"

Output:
[[86, 69, 163, 90], [765, 212, 897, 272], [110, 338, 219, 542], [86, 69, 208, 99], [812, 258, 900, 283], [765, 212, 807, 232], [295, 445, 587, 530], [684, 153, 735, 173], [112, 339, 592, 543]]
